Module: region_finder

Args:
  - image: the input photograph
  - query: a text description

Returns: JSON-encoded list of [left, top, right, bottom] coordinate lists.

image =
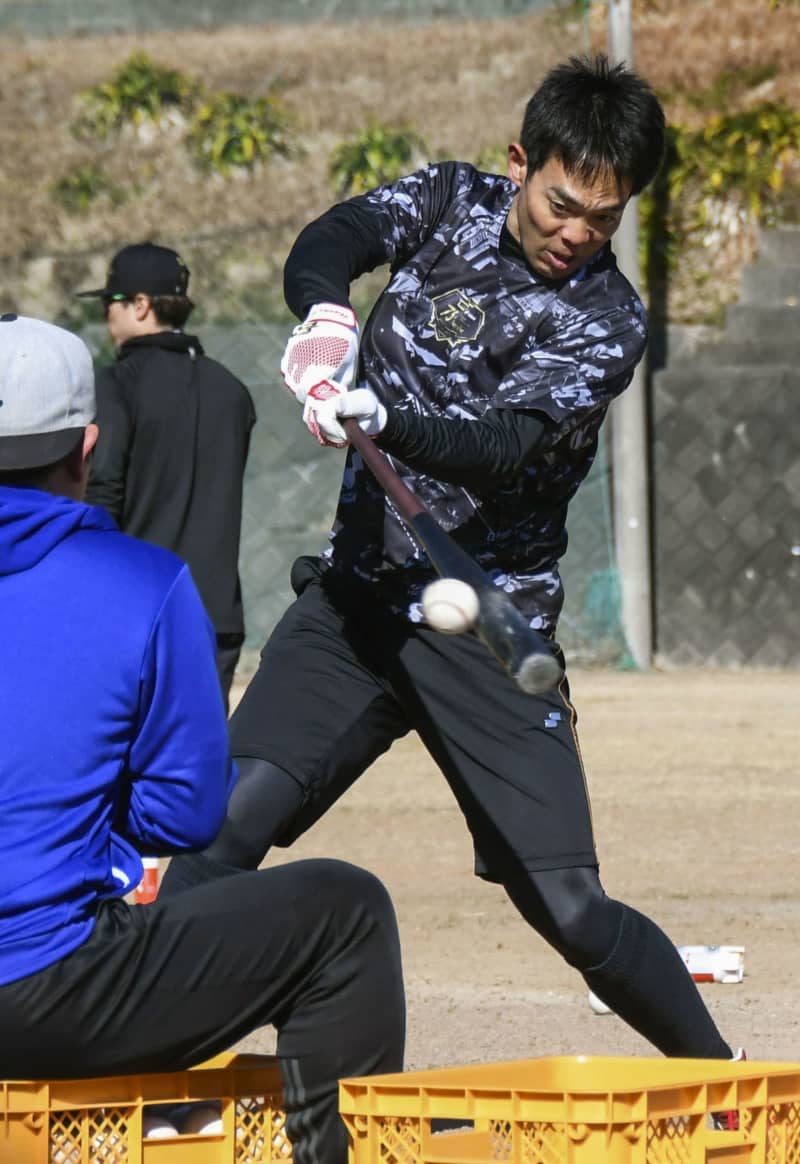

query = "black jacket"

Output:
[[86, 331, 256, 637]]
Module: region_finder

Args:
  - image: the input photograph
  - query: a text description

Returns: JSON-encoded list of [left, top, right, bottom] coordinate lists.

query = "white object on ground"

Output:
[[588, 944, 745, 1014], [679, 945, 745, 984], [588, 991, 613, 1015], [421, 578, 480, 634]]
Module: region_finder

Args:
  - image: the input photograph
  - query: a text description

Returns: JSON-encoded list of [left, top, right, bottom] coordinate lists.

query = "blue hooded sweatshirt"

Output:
[[0, 485, 235, 986]]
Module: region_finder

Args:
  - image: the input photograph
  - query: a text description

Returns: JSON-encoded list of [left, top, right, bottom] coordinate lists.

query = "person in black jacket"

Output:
[[78, 243, 256, 710]]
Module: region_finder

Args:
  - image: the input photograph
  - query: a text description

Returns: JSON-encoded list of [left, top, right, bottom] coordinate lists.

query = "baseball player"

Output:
[[161, 56, 738, 1066]]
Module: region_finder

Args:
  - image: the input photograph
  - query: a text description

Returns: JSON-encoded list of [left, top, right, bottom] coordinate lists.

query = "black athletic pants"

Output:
[[0, 859, 405, 1164], [216, 631, 244, 714], [166, 572, 733, 1061]]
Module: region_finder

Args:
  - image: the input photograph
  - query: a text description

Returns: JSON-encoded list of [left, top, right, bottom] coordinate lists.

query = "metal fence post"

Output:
[[607, 0, 653, 669]]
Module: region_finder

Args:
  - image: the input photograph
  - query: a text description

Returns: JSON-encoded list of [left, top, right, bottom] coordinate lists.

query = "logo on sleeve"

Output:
[[430, 290, 485, 347]]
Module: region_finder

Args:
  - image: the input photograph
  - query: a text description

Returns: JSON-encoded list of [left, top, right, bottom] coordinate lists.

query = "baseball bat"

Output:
[[342, 418, 564, 695]]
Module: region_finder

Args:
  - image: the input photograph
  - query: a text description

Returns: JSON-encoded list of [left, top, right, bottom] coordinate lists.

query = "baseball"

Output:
[[421, 578, 480, 634], [180, 1103, 224, 1135], [143, 1113, 180, 1139]]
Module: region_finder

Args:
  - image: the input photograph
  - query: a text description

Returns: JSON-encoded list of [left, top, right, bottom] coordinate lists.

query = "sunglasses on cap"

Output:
[[101, 292, 132, 315]]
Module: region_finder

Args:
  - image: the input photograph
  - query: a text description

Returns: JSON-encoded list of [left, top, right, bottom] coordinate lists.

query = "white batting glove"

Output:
[[280, 303, 359, 405], [304, 385, 388, 448]]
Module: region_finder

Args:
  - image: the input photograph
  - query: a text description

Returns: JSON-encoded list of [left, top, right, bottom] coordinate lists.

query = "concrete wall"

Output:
[[652, 227, 800, 668]]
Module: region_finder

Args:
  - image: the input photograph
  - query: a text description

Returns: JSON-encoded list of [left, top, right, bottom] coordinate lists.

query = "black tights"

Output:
[[206, 757, 304, 867], [158, 757, 321, 892], [504, 866, 731, 1058], [160, 757, 731, 1060]]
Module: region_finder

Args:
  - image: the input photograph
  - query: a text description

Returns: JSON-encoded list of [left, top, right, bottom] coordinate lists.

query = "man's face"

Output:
[[506, 148, 632, 281], [103, 294, 153, 348]]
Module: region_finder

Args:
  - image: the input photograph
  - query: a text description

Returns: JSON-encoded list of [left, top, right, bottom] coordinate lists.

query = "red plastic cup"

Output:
[[134, 858, 160, 905]]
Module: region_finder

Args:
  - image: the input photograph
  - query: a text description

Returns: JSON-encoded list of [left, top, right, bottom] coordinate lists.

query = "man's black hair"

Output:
[[519, 54, 666, 195], [149, 294, 195, 329]]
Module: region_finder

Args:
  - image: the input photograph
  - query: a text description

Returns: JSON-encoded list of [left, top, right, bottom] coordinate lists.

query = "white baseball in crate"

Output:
[[421, 578, 480, 634], [180, 1103, 224, 1135]]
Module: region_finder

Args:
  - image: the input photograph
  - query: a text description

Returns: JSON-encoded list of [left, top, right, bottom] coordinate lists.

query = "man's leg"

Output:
[[160, 758, 306, 892], [0, 859, 405, 1164], [393, 626, 732, 1059], [503, 865, 732, 1057]]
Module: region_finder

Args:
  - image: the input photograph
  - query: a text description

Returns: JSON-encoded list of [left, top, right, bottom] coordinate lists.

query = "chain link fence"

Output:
[[213, 324, 626, 665], [79, 290, 800, 673], [0, 0, 554, 36], [79, 321, 627, 667]]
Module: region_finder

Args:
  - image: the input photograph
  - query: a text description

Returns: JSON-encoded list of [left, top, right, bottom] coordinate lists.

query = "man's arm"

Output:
[[377, 407, 549, 490], [284, 162, 467, 318], [282, 163, 476, 415], [84, 368, 131, 523], [284, 201, 389, 318], [122, 566, 236, 855]]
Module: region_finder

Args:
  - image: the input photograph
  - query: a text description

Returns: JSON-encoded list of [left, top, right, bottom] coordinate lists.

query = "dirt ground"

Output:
[[222, 667, 799, 1071]]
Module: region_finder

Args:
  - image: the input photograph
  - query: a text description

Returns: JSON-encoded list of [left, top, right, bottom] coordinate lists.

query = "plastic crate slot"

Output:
[[339, 1057, 800, 1164], [0, 1053, 291, 1164]]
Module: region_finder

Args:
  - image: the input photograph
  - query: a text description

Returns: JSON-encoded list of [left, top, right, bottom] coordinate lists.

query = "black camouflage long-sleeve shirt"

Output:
[[285, 161, 647, 634]]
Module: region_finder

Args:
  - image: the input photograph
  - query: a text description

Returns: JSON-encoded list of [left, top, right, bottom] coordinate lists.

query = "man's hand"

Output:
[[304, 385, 388, 448], [280, 303, 359, 404]]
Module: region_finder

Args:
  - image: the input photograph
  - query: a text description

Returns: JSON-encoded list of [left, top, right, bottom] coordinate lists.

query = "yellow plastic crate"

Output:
[[0, 1051, 291, 1164], [340, 1055, 800, 1164]]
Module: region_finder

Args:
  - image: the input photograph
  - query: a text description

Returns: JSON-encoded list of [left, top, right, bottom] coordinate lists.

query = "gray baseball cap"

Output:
[[0, 314, 95, 471]]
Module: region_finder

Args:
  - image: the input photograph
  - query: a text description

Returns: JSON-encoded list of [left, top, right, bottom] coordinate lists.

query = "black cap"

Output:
[[76, 242, 190, 299]]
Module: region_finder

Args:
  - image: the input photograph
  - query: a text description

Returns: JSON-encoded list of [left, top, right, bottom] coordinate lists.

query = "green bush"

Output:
[[641, 99, 800, 250], [685, 102, 800, 218], [186, 92, 295, 174], [328, 123, 427, 196], [70, 54, 297, 179], [72, 52, 198, 140], [639, 99, 800, 323], [186, 90, 295, 174], [51, 164, 123, 213], [473, 144, 508, 176]]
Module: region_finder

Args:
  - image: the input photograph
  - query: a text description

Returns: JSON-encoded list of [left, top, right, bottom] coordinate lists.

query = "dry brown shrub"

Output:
[[1, 0, 798, 320]]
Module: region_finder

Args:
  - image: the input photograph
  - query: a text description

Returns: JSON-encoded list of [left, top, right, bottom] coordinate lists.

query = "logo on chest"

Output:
[[430, 290, 485, 347]]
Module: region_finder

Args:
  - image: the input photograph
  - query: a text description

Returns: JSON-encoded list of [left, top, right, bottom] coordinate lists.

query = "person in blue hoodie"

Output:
[[0, 315, 404, 1163]]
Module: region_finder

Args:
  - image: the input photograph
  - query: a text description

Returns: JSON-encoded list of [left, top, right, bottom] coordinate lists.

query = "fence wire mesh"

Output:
[[80, 322, 627, 666]]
